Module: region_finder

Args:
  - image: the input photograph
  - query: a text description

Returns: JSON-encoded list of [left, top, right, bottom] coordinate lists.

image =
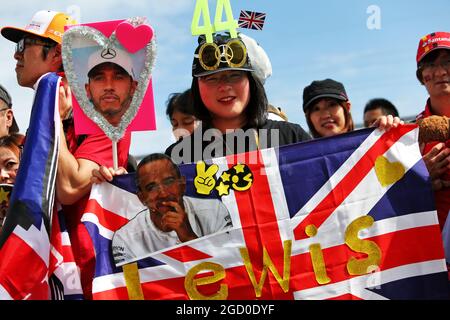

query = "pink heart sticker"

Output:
[[115, 22, 154, 53]]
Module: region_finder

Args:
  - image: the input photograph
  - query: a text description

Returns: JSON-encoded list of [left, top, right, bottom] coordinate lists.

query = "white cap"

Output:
[[239, 33, 272, 84], [87, 47, 135, 79]]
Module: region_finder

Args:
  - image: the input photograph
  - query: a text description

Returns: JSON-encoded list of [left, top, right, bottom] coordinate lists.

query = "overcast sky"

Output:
[[0, 0, 448, 157]]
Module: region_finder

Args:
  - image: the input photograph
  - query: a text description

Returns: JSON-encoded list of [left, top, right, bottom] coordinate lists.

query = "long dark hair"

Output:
[[165, 89, 195, 119], [191, 71, 268, 129], [305, 99, 354, 138]]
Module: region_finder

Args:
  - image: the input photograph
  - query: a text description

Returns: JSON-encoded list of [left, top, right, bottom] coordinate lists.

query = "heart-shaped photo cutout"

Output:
[[62, 17, 156, 142]]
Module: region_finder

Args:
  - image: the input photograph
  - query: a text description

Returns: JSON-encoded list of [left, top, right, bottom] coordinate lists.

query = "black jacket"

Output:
[[165, 120, 311, 164]]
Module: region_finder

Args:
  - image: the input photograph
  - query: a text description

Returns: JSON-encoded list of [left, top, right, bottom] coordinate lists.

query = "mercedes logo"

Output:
[[215, 44, 233, 63], [101, 48, 117, 59]]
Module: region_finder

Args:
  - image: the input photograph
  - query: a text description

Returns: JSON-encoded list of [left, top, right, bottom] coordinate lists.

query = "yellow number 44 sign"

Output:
[[191, 0, 239, 43]]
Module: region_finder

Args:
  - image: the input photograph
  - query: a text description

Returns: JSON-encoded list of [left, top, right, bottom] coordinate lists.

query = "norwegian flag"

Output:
[[0, 73, 82, 300], [238, 10, 266, 30], [86, 126, 448, 300]]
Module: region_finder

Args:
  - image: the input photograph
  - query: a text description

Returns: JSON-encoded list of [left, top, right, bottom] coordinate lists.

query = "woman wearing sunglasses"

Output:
[[165, 33, 311, 164]]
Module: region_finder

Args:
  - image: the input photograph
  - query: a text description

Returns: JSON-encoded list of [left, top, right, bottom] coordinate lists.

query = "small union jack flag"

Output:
[[238, 10, 266, 30]]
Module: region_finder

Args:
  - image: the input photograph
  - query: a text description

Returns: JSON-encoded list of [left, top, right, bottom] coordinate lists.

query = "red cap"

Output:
[[416, 32, 450, 64]]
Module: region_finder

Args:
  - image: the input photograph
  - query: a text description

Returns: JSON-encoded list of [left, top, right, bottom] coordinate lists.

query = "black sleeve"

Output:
[[275, 121, 312, 146], [295, 123, 312, 142]]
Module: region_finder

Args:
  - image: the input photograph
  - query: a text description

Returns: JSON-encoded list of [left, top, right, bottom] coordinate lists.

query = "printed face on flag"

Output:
[[83, 126, 449, 300], [110, 158, 234, 266]]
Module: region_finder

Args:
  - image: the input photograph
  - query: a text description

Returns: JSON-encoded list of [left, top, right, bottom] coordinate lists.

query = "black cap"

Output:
[[192, 33, 254, 77], [302, 79, 348, 112], [0, 84, 19, 134]]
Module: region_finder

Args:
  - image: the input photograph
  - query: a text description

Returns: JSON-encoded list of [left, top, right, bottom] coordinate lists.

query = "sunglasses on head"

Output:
[[197, 38, 248, 71], [15, 37, 56, 54]]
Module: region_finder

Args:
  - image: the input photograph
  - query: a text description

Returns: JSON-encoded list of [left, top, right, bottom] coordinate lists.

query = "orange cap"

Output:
[[1, 10, 77, 44]]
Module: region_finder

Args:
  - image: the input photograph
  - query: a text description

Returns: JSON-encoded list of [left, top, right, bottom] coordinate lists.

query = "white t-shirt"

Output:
[[112, 196, 232, 264]]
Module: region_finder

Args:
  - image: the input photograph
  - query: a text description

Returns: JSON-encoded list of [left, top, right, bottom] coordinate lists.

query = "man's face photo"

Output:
[[137, 159, 186, 231], [85, 62, 137, 126]]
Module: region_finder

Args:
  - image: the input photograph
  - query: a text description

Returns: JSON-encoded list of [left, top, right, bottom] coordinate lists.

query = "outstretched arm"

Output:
[[56, 123, 100, 205], [56, 83, 99, 205]]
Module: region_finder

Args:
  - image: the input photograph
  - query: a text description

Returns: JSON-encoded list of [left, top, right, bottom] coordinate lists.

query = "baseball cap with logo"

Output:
[[87, 47, 135, 80], [0, 84, 19, 134], [1, 10, 77, 44], [302, 79, 349, 112], [416, 31, 450, 65]]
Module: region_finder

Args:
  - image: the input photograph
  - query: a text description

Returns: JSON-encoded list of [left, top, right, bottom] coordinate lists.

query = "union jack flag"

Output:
[[0, 73, 82, 300], [238, 10, 266, 30], [85, 126, 448, 300]]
